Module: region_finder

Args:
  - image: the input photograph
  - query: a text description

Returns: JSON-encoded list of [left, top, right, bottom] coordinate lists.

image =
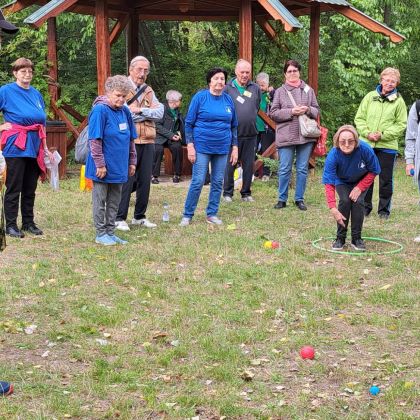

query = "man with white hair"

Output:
[[152, 90, 185, 184], [115, 56, 164, 231], [223, 59, 261, 202]]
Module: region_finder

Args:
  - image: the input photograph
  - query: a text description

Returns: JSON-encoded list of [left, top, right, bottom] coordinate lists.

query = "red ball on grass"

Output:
[[300, 346, 315, 360]]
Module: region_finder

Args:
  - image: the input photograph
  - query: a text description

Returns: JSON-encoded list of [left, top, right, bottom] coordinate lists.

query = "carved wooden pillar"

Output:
[[127, 12, 139, 65], [47, 17, 59, 117], [239, 0, 253, 64], [95, 0, 111, 95], [308, 4, 320, 94]]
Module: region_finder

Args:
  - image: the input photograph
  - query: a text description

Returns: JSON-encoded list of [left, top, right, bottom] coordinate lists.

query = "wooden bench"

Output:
[[164, 146, 192, 176]]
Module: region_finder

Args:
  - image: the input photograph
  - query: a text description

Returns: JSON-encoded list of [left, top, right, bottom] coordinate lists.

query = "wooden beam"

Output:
[[328, 5, 405, 43], [29, 0, 79, 28], [95, 0, 111, 95], [2, 0, 35, 13], [127, 13, 139, 61], [256, 0, 301, 32], [60, 103, 85, 122], [47, 17, 59, 113], [50, 100, 79, 138], [239, 0, 253, 63], [110, 14, 130, 45], [308, 3, 320, 94], [256, 16, 276, 40]]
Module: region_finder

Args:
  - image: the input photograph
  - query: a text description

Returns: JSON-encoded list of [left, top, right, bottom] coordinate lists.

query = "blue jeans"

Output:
[[183, 152, 228, 219], [277, 142, 313, 202]]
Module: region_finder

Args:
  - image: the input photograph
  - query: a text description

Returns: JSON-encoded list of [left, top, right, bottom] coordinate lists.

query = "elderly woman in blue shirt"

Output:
[[180, 67, 238, 226]]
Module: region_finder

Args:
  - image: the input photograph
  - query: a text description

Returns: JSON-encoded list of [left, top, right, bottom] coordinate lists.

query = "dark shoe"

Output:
[[295, 201, 307, 211], [332, 237, 345, 250], [351, 238, 366, 251], [364, 208, 372, 217], [6, 226, 25, 238], [151, 177, 159, 184], [173, 175, 180, 183], [379, 212, 389, 220], [274, 201, 287, 209], [22, 223, 43, 235]]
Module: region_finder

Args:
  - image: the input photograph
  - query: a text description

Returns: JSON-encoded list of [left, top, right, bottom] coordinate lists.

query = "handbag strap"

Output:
[[286, 89, 298, 108], [127, 84, 148, 106]]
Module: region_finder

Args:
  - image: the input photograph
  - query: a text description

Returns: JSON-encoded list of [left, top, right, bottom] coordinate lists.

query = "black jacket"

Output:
[[224, 79, 261, 138], [155, 103, 185, 145]]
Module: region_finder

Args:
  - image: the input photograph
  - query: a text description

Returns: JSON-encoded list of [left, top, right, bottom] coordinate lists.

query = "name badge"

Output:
[[119, 123, 128, 131], [304, 85, 310, 94], [243, 90, 252, 98], [236, 96, 245, 104]]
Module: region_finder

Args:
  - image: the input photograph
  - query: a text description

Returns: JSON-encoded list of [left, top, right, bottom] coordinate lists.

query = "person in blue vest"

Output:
[[180, 67, 238, 226], [323, 125, 380, 251], [85, 75, 137, 246], [0, 57, 54, 238]]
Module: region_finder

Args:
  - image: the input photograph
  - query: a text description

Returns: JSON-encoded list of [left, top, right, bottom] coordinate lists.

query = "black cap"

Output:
[[0, 9, 19, 34]]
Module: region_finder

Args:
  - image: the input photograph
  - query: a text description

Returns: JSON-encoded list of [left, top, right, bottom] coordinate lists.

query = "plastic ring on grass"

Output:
[[312, 237, 404, 256]]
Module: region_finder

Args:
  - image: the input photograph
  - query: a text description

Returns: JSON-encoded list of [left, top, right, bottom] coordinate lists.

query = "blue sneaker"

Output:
[[109, 234, 128, 245], [95, 234, 117, 246]]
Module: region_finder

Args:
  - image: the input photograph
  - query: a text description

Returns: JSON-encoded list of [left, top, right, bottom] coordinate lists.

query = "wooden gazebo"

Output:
[[3, 0, 405, 171]]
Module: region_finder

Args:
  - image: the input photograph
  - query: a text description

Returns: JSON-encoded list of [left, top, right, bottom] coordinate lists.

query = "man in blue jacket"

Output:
[[223, 59, 261, 202]]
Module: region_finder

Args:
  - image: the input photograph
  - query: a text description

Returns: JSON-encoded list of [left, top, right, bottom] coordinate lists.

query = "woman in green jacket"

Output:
[[355, 67, 407, 219]]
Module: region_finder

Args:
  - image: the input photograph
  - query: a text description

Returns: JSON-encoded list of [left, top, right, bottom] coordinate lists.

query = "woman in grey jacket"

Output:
[[404, 100, 420, 242], [270, 60, 320, 211]]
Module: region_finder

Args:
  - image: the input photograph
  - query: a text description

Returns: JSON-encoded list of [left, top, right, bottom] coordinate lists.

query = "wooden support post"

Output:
[[95, 0, 111, 95], [47, 17, 59, 118], [239, 0, 253, 64], [127, 13, 139, 64], [308, 4, 320, 94]]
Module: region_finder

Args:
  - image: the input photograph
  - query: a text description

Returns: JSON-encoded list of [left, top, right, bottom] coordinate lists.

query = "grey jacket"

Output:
[[404, 101, 420, 185], [270, 81, 320, 148], [224, 79, 261, 138]]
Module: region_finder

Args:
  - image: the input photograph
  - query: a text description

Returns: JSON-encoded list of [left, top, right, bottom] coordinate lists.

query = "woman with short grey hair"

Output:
[[85, 75, 138, 246], [166, 90, 182, 102]]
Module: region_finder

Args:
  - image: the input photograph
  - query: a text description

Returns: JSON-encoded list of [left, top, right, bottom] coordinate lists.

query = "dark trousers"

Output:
[[223, 136, 257, 198], [336, 184, 367, 241], [364, 150, 396, 216], [256, 130, 275, 176], [4, 157, 40, 228], [117, 143, 154, 221], [152, 141, 183, 177]]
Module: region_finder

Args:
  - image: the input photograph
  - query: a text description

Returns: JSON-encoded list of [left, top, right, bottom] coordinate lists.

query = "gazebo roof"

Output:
[[3, 0, 405, 42]]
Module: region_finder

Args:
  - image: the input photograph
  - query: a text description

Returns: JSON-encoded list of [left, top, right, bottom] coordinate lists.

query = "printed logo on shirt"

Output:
[[359, 160, 366, 170], [226, 106, 232, 113], [37, 101, 42, 109]]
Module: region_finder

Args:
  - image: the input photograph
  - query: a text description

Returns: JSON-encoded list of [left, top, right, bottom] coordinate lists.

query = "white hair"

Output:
[[166, 90, 182, 101], [129, 55, 150, 68], [256, 72, 269, 84], [105, 75, 132, 94], [235, 58, 251, 71]]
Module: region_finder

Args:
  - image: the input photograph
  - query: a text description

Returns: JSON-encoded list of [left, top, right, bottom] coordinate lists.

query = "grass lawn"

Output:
[[0, 161, 419, 419]]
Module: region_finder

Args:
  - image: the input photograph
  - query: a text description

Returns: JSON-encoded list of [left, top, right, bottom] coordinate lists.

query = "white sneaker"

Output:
[[132, 218, 157, 228], [241, 196, 254, 202], [207, 216, 223, 225], [222, 195, 232, 203], [115, 220, 130, 231], [179, 217, 191, 227], [261, 175, 270, 182]]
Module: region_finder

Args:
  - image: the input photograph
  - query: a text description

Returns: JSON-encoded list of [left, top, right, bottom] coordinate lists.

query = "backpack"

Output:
[[75, 125, 89, 164]]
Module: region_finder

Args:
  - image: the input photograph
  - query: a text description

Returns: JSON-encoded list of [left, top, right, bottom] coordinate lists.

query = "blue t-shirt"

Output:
[[85, 104, 137, 183], [185, 89, 238, 154], [0, 82, 46, 158], [322, 140, 381, 186]]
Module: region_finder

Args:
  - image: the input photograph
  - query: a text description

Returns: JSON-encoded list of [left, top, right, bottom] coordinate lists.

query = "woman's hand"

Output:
[[349, 186, 362, 202], [187, 144, 196, 164], [45, 148, 55, 164], [96, 166, 107, 179], [230, 146, 238, 165], [292, 106, 307, 116], [330, 207, 346, 227], [129, 164, 136, 177], [405, 164, 415, 176], [367, 132, 381, 142], [172, 134, 181, 141], [0, 122, 12, 132]]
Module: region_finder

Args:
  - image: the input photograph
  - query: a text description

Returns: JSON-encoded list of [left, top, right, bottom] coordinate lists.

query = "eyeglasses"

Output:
[[286, 69, 299, 74], [132, 67, 149, 75], [339, 140, 356, 146], [18, 69, 33, 74]]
